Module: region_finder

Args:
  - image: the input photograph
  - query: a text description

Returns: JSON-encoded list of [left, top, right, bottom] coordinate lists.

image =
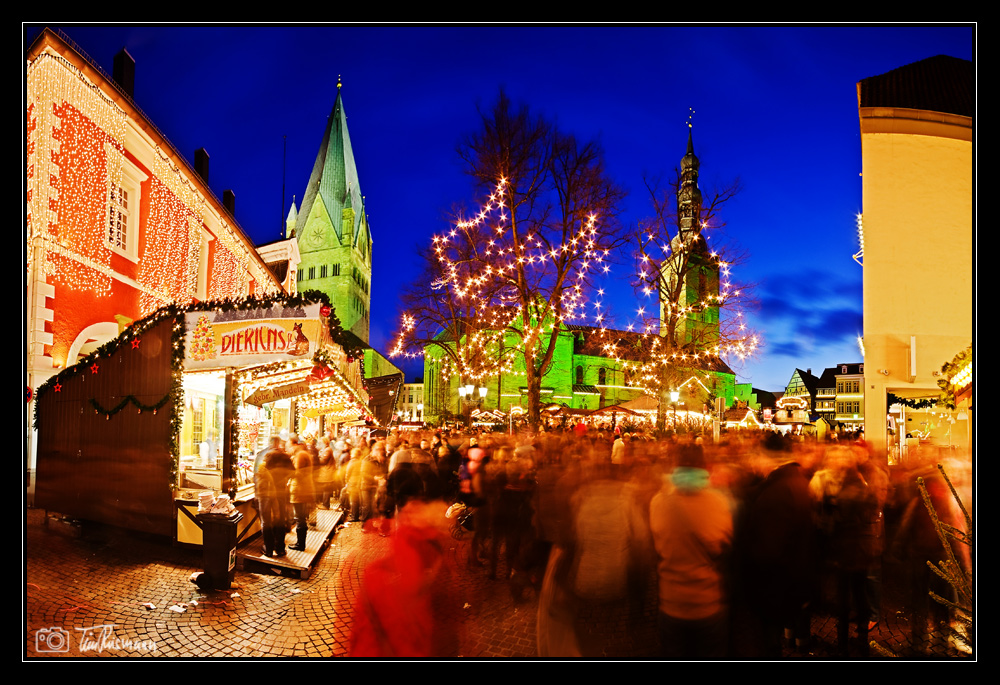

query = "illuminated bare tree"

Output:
[[606, 127, 759, 430], [392, 89, 626, 430], [391, 222, 520, 421]]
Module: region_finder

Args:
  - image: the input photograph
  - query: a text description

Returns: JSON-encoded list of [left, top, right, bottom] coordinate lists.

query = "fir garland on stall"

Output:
[[937, 346, 972, 411], [89, 394, 172, 416], [228, 371, 241, 496], [887, 392, 939, 410]]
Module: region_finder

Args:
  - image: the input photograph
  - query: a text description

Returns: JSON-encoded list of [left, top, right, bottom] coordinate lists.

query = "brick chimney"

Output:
[[223, 189, 235, 216], [113, 47, 135, 99], [194, 148, 209, 185]]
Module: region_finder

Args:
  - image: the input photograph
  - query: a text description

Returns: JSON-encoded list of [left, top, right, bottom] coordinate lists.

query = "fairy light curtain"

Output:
[[27, 51, 261, 314]]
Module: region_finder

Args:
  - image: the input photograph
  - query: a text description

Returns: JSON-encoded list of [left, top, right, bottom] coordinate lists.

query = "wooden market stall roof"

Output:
[[32, 291, 364, 536]]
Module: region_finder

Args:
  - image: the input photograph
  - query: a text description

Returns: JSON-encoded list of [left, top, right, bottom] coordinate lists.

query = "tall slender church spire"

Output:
[[292, 78, 374, 344], [677, 124, 703, 239], [295, 76, 366, 244], [661, 121, 719, 348]]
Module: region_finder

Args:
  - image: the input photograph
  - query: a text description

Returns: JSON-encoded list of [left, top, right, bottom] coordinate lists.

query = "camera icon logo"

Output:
[[35, 627, 71, 653]]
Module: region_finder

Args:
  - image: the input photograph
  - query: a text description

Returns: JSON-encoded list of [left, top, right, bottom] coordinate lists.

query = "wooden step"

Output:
[[236, 506, 344, 579]]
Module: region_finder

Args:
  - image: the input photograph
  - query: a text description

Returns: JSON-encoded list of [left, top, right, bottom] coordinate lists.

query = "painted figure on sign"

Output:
[[288, 323, 310, 356]]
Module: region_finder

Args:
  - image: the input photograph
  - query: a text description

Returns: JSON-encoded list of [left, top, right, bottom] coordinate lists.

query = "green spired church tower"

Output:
[[660, 125, 720, 349], [288, 79, 373, 344]]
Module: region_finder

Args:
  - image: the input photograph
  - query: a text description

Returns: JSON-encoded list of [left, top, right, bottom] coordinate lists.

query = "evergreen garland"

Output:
[[89, 394, 172, 416], [227, 372, 240, 496], [937, 346, 972, 411], [887, 392, 940, 410]]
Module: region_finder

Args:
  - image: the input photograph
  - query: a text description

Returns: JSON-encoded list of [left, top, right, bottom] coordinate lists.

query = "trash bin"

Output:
[[197, 511, 243, 590]]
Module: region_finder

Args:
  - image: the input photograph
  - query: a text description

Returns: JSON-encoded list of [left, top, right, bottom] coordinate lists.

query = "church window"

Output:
[[576, 366, 583, 385]]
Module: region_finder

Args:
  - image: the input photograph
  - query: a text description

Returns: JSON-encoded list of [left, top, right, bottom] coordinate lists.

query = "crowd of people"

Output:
[[254, 423, 972, 659]]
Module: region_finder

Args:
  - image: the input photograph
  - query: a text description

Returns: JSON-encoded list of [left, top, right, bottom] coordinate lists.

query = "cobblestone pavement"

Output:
[[24, 507, 970, 660]]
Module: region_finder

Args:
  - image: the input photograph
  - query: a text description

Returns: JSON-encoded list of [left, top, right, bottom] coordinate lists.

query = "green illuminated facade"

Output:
[[422, 323, 736, 426], [289, 81, 373, 344]]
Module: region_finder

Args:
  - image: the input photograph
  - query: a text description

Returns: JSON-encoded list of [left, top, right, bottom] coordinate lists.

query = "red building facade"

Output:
[[26, 30, 282, 484]]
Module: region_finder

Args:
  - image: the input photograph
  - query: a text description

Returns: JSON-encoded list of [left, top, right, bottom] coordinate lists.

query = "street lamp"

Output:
[[670, 389, 680, 429]]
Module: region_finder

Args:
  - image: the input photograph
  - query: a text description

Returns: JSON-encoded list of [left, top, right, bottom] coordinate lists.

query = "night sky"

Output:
[[24, 24, 975, 393]]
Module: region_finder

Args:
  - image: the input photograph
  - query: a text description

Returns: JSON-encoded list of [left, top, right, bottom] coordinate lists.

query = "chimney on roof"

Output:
[[194, 148, 209, 185], [113, 47, 135, 99], [223, 189, 235, 216]]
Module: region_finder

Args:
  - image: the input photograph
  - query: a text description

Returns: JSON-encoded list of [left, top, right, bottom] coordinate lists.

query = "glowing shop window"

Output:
[[177, 372, 226, 491]]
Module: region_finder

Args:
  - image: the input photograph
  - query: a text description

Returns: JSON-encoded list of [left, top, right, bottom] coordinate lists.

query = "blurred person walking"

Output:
[[255, 436, 294, 557], [734, 432, 818, 657], [649, 443, 733, 659], [288, 434, 315, 551], [349, 466, 460, 657]]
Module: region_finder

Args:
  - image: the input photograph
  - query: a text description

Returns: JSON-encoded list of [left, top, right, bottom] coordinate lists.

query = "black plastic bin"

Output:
[[197, 511, 243, 590]]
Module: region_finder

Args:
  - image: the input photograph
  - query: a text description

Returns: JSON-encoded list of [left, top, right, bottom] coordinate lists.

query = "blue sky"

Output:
[[25, 24, 974, 392]]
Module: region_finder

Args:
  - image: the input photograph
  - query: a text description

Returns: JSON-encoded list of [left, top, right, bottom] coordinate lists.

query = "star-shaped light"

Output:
[[131, 338, 141, 349], [90, 362, 99, 374]]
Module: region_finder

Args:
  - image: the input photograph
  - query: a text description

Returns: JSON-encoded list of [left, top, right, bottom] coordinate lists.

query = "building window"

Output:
[[308, 266, 315, 280], [598, 368, 606, 385], [107, 185, 130, 253], [836, 401, 860, 414], [320, 264, 328, 278], [104, 152, 146, 262], [192, 397, 205, 445], [576, 366, 583, 385]]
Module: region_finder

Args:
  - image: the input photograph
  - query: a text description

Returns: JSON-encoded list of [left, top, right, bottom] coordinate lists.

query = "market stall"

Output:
[[32, 292, 371, 543]]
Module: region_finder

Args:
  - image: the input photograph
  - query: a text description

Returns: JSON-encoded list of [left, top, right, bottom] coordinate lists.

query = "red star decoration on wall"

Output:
[[53, 381, 62, 393], [90, 362, 100, 374], [131, 338, 141, 349]]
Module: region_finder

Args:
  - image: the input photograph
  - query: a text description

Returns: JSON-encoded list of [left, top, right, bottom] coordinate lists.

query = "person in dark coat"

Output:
[[734, 432, 818, 657], [255, 437, 294, 557]]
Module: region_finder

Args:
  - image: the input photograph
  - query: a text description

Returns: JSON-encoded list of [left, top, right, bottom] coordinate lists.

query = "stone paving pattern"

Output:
[[25, 507, 968, 659]]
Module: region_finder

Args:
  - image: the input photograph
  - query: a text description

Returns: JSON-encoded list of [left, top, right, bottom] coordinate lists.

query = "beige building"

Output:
[[857, 55, 973, 456], [398, 381, 425, 424]]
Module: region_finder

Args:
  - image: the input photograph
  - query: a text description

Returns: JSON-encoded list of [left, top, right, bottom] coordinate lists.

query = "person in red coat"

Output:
[[348, 467, 460, 657]]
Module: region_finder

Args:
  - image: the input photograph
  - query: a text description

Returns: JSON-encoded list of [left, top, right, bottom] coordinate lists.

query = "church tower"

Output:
[[660, 126, 720, 348], [291, 79, 373, 343]]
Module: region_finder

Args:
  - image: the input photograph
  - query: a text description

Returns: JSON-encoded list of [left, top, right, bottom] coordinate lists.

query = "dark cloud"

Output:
[[748, 266, 863, 369]]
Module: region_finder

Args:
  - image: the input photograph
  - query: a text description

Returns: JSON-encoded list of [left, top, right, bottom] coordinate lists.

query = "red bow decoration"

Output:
[[307, 365, 335, 383]]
